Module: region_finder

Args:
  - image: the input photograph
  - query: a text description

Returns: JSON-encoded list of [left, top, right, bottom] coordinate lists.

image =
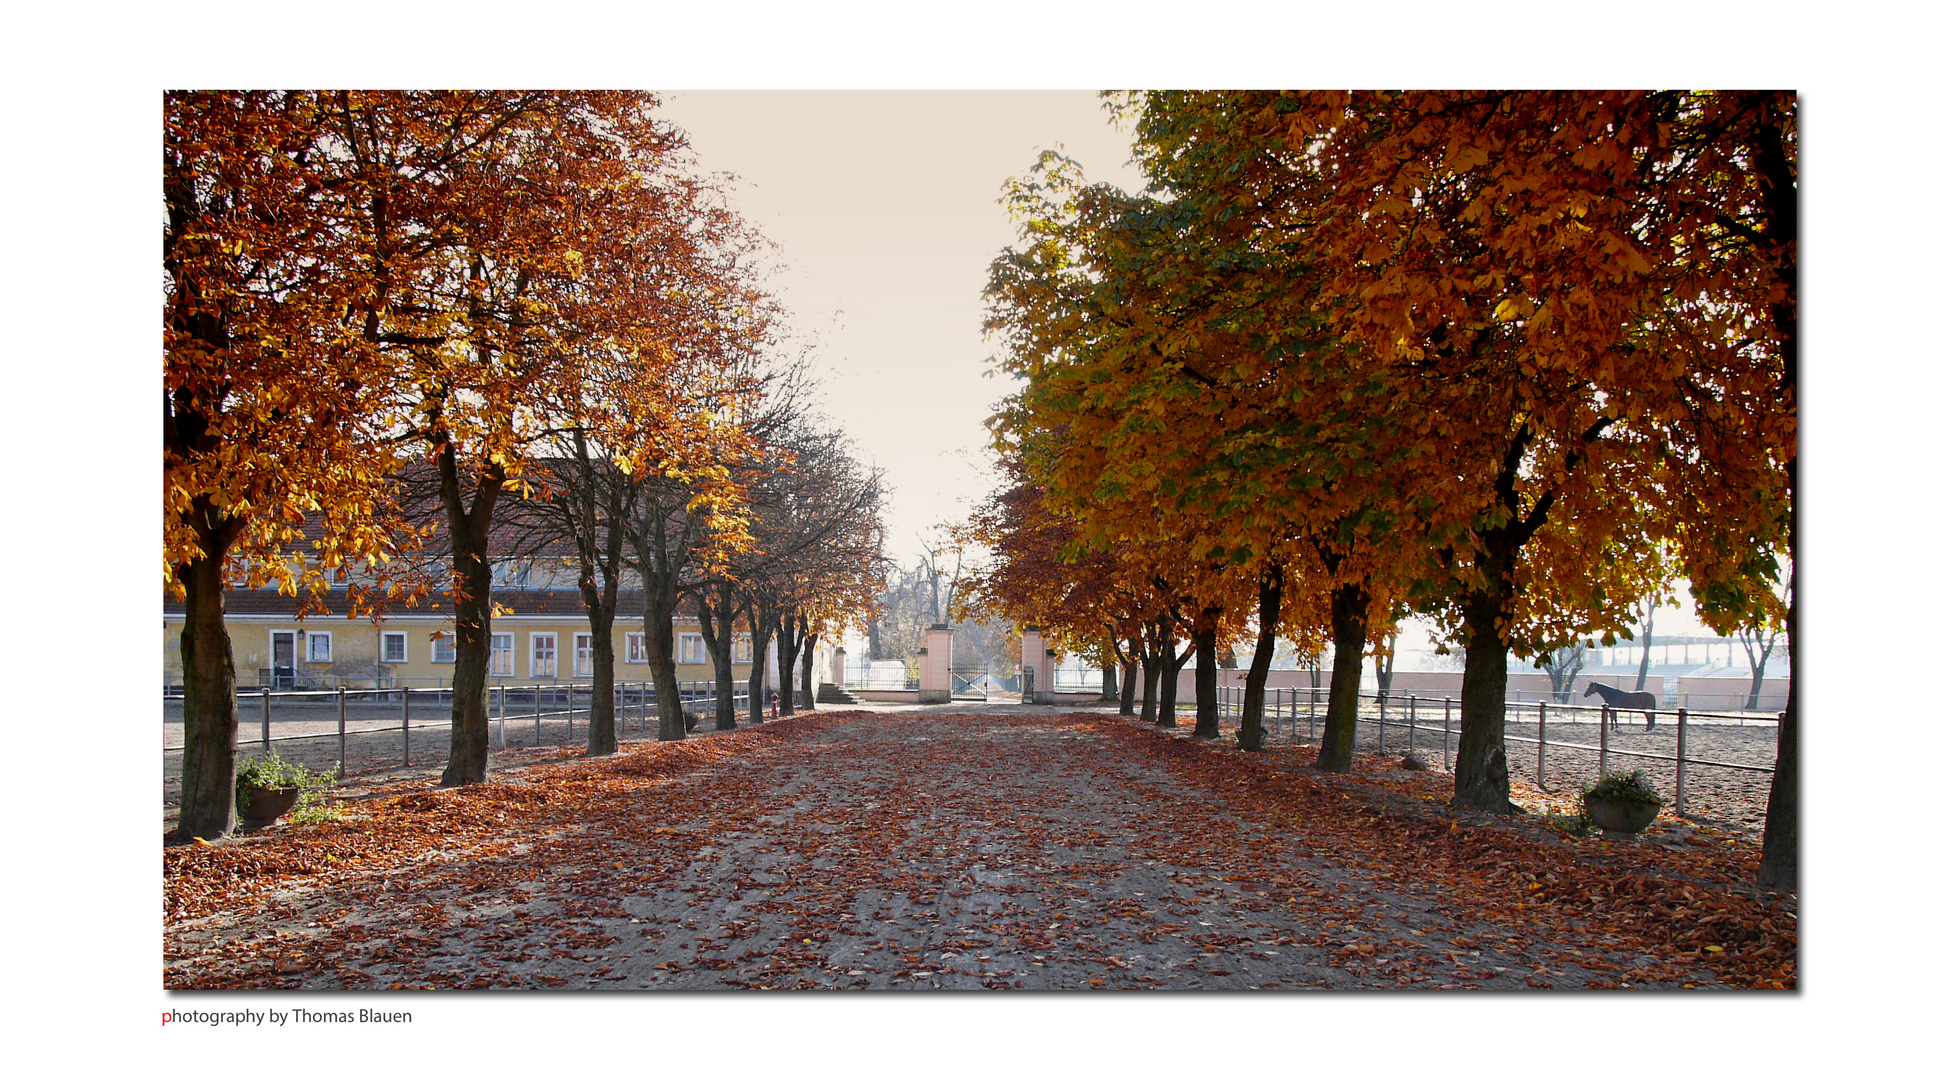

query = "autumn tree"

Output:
[[284, 92, 712, 782], [165, 92, 424, 841], [499, 160, 771, 752], [984, 129, 1422, 759], [728, 420, 887, 717], [1269, 91, 1790, 818]]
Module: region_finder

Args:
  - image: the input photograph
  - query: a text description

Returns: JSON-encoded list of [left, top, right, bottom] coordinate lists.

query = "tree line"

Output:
[[166, 91, 885, 842], [972, 91, 1796, 889]]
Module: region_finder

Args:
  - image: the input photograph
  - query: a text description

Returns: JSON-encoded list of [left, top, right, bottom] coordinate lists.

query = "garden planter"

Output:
[[237, 785, 301, 829], [1583, 794, 1660, 837]]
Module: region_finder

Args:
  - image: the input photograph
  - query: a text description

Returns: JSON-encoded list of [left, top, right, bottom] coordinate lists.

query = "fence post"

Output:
[[1442, 697, 1451, 773], [1676, 707, 1688, 818], [641, 681, 648, 736], [337, 687, 347, 779], [498, 685, 506, 750], [402, 686, 411, 768], [535, 685, 542, 745], [1536, 701, 1546, 790], [1289, 688, 1297, 743], [261, 687, 272, 757], [1407, 694, 1415, 753], [1377, 692, 1386, 753], [1598, 704, 1610, 776]]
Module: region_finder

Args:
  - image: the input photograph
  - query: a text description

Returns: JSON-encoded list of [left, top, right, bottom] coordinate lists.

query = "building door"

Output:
[[270, 631, 297, 690]]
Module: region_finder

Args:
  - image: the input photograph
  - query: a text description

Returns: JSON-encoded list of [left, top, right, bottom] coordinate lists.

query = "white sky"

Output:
[[654, 90, 1148, 565]]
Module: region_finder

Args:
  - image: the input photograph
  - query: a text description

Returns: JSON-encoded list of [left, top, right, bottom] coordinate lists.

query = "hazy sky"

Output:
[[655, 90, 1147, 565]]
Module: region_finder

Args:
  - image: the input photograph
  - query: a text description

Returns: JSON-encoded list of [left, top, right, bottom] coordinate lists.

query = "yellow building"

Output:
[[162, 588, 755, 692]]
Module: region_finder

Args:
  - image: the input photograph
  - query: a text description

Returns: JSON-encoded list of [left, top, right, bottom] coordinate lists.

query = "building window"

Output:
[[678, 632, 706, 666], [574, 633, 595, 677], [307, 632, 333, 663], [626, 632, 647, 664], [732, 633, 753, 664], [382, 632, 406, 664], [432, 632, 456, 664], [490, 633, 514, 677], [532, 633, 557, 679]]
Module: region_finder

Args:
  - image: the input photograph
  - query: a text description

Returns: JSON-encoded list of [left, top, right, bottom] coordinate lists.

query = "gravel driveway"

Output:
[[164, 707, 1788, 990]]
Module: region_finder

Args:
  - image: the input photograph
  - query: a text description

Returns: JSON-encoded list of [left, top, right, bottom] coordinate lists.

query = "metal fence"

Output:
[[163, 680, 750, 811], [1193, 686, 1779, 822]]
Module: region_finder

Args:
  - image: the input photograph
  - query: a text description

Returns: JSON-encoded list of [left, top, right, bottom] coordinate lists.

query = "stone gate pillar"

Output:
[[1021, 627, 1054, 705], [832, 646, 846, 688], [919, 624, 953, 703]]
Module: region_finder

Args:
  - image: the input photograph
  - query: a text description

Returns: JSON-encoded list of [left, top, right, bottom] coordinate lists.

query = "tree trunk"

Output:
[[1374, 639, 1395, 697], [1635, 597, 1657, 692], [1237, 563, 1283, 752], [574, 555, 621, 757], [1156, 622, 1189, 728], [629, 516, 691, 741], [1314, 583, 1370, 773], [745, 597, 773, 723], [586, 612, 617, 756], [1192, 610, 1221, 739], [799, 621, 817, 710], [174, 538, 241, 842], [641, 587, 687, 741], [1100, 663, 1117, 703], [1759, 687, 1797, 891], [775, 611, 804, 717], [697, 585, 739, 730], [1452, 560, 1518, 813], [438, 446, 500, 787], [1119, 655, 1138, 716], [1745, 647, 1768, 711], [1751, 96, 1797, 893], [1137, 646, 1159, 726]]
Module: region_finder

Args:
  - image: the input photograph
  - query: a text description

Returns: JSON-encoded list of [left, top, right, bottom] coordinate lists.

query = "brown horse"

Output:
[[1584, 681, 1657, 731]]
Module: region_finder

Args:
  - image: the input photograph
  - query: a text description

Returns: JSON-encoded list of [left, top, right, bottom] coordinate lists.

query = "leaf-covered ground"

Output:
[[163, 708, 1795, 990]]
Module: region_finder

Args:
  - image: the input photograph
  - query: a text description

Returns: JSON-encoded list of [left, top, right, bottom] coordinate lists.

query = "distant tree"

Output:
[[1537, 643, 1588, 704], [1634, 595, 1661, 692], [1739, 575, 1791, 711]]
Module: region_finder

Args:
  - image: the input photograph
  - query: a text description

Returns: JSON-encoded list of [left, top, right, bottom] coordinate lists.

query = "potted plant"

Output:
[[235, 751, 334, 830], [1581, 768, 1665, 837]]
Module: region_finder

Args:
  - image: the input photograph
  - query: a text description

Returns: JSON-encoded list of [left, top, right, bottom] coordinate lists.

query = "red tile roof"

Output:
[[164, 588, 661, 620]]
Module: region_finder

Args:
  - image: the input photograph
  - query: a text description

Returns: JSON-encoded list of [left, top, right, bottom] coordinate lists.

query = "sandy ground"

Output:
[[164, 706, 1784, 991]]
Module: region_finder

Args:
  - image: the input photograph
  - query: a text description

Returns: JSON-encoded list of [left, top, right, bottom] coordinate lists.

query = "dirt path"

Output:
[[164, 708, 1793, 990]]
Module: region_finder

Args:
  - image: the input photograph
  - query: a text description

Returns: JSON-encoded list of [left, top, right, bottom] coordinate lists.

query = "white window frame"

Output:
[[574, 633, 595, 678], [626, 632, 647, 664], [381, 631, 407, 664], [432, 631, 456, 664], [732, 632, 752, 664], [532, 632, 558, 679], [678, 632, 706, 666], [305, 631, 333, 664], [490, 633, 514, 677]]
